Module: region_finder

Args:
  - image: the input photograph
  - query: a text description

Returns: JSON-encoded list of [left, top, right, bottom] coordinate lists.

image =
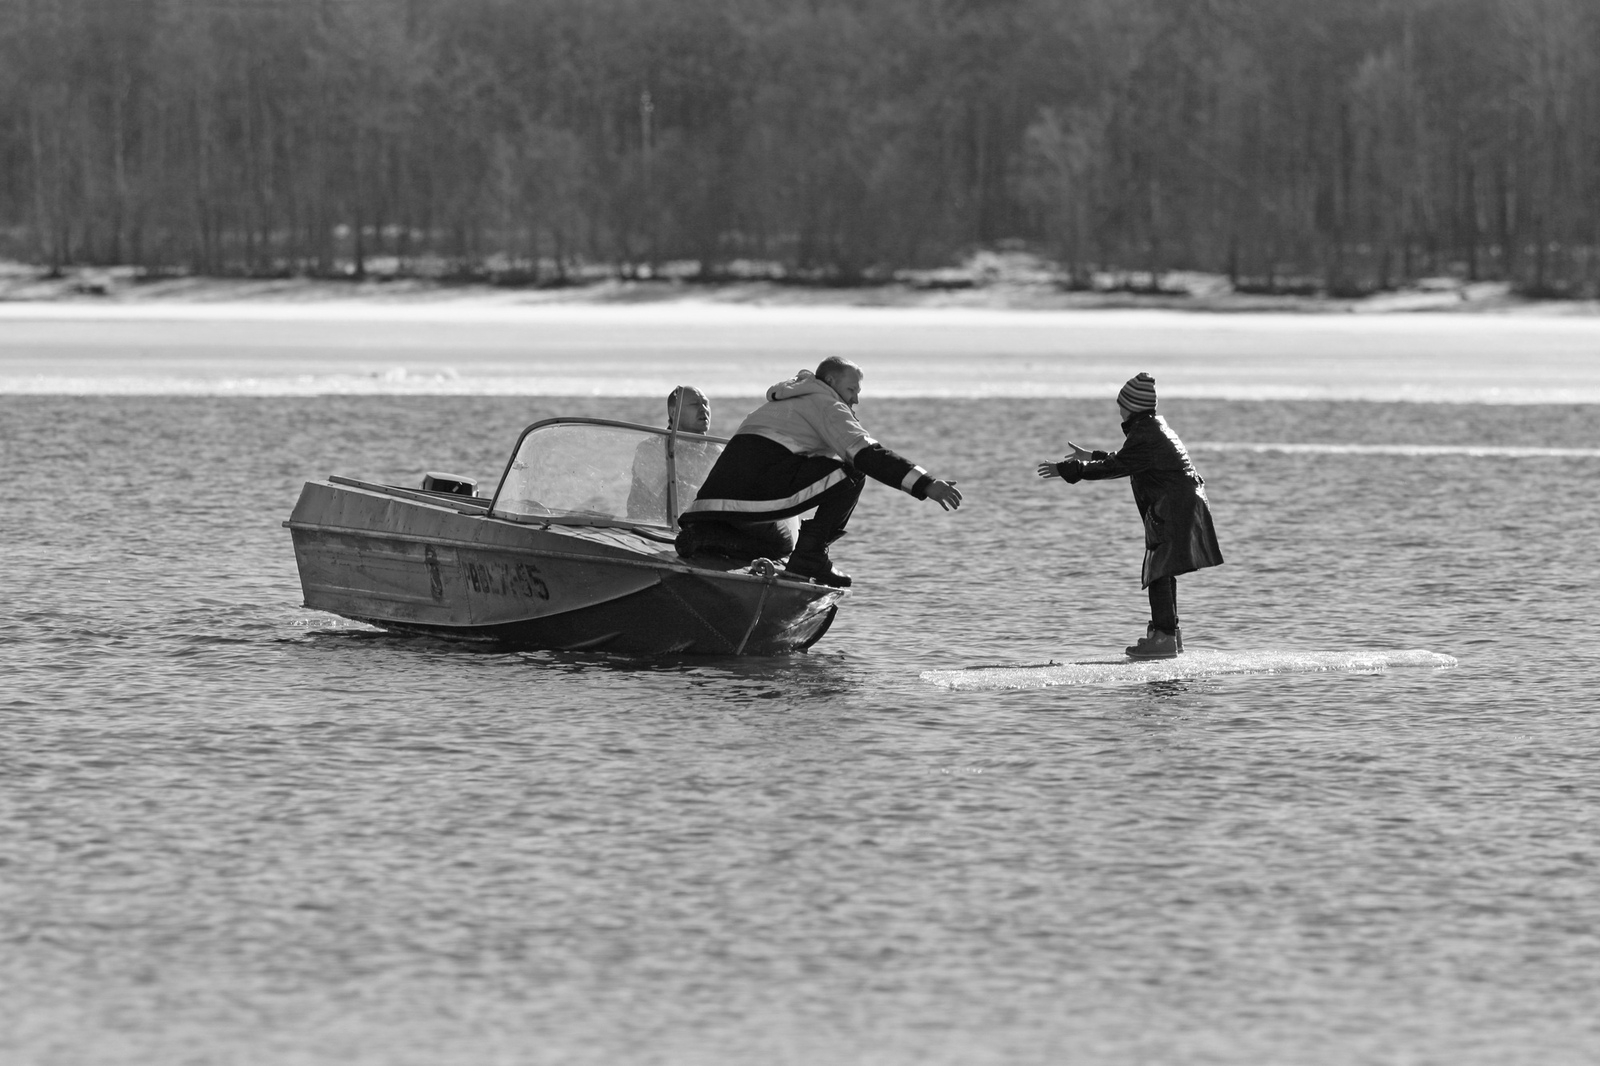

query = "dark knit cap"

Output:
[[1118, 372, 1157, 412]]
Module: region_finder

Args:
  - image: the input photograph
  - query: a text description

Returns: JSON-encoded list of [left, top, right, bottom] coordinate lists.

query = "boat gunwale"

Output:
[[286, 498, 844, 596]]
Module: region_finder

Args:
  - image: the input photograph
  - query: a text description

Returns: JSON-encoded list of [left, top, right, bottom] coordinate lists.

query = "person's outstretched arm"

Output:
[[1037, 440, 1097, 480], [1039, 439, 1124, 481], [853, 442, 961, 509]]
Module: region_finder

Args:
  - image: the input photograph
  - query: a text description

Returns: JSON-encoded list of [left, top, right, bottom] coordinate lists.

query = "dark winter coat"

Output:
[[1058, 411, 1223, 587]]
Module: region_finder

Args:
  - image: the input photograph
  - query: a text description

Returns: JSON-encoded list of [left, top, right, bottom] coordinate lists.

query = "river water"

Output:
[[3, 305, 1599, 1065]]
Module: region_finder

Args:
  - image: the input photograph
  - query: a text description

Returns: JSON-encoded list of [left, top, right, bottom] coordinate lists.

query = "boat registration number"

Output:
[[464, 560, 551, 601]]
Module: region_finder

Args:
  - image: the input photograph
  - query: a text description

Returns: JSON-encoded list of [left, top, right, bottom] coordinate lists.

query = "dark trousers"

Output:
[[796, 467, 864, 547], [679, 458, 864, 561], [1148, 576, 1178, 632]]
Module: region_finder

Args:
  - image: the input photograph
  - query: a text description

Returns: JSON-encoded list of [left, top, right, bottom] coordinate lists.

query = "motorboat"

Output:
[[285, 417, 845, 655]]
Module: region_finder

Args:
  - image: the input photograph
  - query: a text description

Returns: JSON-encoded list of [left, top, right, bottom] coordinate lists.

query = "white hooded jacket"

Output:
[[735, 370, 877, 462]]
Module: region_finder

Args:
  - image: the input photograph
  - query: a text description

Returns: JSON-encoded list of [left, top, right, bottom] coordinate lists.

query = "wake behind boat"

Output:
[[285, 418, 845, 655]]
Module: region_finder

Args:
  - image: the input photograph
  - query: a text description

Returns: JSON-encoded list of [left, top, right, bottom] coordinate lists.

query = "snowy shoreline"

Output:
[[3, 261, 1598, 318]]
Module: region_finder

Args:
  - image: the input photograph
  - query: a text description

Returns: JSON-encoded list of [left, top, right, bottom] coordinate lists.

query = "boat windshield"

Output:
[[491, 419, 725, 529]]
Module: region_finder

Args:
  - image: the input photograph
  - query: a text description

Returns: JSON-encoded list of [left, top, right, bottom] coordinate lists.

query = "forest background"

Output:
[[4, 0, 1599, 299]]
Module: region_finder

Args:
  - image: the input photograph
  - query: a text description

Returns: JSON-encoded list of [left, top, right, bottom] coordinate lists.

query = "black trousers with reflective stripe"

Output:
[[688, 435, 854, 521], [681, 434, 865, 555], [796, 468, 864, 546]]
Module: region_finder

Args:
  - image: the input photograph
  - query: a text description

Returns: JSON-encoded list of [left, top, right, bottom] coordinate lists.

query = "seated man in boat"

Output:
[[676, 357, 962, 587], [626, 386, 718, 522]]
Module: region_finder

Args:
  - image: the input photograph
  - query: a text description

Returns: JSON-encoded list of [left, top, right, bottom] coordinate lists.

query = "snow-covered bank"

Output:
[[4, 286, 1599, 402], [3, 259, 1596, 317]]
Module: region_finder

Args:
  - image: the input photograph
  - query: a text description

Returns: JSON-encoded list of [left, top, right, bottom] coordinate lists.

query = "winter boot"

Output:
[[782, 527, 852, 588], [1126, 624, 1181, 660]]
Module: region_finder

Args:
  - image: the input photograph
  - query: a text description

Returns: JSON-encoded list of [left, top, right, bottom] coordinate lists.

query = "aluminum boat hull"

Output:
[[287, 480, 844, 655]]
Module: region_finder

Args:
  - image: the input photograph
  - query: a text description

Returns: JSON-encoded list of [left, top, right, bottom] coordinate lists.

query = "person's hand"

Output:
[[926, 480, 962, 511], [1036, 461, 1062, 480], [1065, 440, 1094, 461]]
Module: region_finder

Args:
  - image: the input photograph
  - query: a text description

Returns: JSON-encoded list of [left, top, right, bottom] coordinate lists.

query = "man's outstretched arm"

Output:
[[852, 442, 960, 509]]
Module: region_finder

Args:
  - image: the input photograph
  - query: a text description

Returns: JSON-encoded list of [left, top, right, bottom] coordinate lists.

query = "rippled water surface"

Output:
[[4, 315, 1600, 1065]]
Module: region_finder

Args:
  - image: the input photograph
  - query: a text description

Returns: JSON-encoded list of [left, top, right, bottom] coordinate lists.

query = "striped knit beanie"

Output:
[[1118, 372, 1158, 413]]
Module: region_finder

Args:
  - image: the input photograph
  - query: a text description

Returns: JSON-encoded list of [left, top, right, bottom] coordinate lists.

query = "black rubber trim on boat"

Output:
[[795, 604, 838, 652]]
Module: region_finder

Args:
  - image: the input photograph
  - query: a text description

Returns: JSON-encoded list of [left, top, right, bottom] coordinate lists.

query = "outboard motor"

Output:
[[421, 471, 478, 497]]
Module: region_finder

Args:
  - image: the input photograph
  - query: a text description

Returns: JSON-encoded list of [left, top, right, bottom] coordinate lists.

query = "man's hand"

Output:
[[926, 480, 962, 511], [1036, 461, 1062, 480], [1064, 440, 1094, 461]]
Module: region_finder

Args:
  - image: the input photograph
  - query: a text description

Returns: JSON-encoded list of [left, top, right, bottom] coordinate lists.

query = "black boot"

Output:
[[782, 527, 851, 588], [1125, 622, 1183, 659]]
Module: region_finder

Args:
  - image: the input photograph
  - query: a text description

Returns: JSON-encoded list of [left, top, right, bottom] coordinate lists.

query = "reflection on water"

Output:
[[3, 393, 1599, 1065]]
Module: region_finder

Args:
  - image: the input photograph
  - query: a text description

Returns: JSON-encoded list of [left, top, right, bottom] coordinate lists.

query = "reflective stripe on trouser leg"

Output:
[[797, 468, 865, 548]]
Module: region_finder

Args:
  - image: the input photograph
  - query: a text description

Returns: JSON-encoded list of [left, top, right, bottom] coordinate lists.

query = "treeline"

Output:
[[3, 0, 1599, 295]]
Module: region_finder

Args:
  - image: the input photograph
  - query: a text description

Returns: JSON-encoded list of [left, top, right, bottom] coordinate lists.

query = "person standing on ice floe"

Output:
[[677, 356, 963, 588], [1036, 372, 1223, 659]]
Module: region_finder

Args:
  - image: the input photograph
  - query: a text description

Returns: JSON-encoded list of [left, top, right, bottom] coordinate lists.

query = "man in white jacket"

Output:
[[677, 357, 962, 587]]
